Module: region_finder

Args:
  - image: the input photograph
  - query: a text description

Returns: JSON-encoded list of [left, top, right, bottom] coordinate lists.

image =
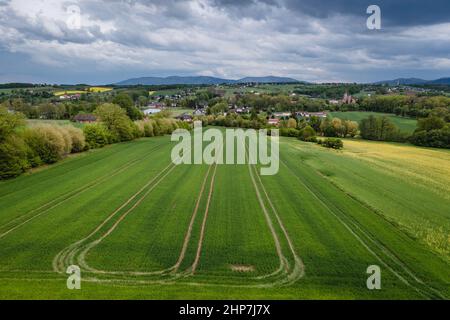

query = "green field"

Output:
[[329, 112, 418, 134], [0, 134, 449, 299]]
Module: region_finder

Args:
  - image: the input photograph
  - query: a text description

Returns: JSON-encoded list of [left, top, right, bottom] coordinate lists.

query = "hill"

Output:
[[116, 75, 300, 85], [375, 77, 450, 85]]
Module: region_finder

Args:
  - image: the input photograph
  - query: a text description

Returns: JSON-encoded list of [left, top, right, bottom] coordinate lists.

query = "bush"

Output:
[[299, 125, 316, 141], [144, 122, 155, 137], [63, 126, 86, 153], [0, 135, 30, 179], [83, 123, 111, 149], [155, 118, 179, 135], [23, 125, 66, 164], [58, 127, 73, 155], [280, 128, 300, 137], [321, 138, 344, 149], [410, 126, 450, 149], [304, 136, 318, 143]]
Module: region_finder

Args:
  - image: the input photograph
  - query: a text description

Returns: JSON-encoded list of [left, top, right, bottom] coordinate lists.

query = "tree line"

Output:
[[0, 104, 190, 180]]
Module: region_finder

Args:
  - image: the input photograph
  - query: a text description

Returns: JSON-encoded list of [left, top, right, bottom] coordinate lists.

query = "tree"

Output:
[[0, 135, 30, 179], [94, 103, 135, 142], [287, 118, 297, 129], [360, 115, 405, 142], [416, 116, 445, 132], [208, 102, 228, 115], [112, 93, 143, 120], [83, 123, 111, 149], [0, 107, 25, 142], [343, 120, 359, 137]]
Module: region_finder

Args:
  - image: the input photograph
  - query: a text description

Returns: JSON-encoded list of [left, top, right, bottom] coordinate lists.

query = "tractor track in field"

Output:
[[0, 141, 168, 240], [51, 142, 294, 288], [53, 161, 176, 274], [172, 164, 213, 273], [251, 163, 305, 284], [280, 157, 446, 300], [185, 162, 218, 275], [59, 162, 215, 278], [242, 140, 304, 285]]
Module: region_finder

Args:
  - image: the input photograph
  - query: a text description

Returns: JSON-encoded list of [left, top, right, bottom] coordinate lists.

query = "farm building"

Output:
[[176, 113, 193, 122], [143, 108, 162, 116], [193, 109, 205, 116], [73, 114, 97, 123], [296, 111, 327, 119]]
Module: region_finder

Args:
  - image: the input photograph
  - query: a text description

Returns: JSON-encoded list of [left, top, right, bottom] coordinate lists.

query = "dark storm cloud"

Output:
[[0, 0, 449, 84], [212, 0, 450, 27]]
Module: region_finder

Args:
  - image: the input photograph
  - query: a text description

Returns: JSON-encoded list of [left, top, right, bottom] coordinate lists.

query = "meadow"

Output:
[[329, 111, 418, 134], [0, 134, 448, 299], [26, 119, 86, 128]]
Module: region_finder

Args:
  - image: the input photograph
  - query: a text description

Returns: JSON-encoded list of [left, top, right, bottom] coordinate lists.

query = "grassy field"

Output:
[[329, 111, 418, 134], [26, 119, 86, 128], [0, 134, 448, 299]]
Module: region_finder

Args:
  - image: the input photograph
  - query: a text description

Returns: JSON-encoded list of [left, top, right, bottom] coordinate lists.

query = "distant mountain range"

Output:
[[115, 75, 301, 86], [375, 77, 450, 85]]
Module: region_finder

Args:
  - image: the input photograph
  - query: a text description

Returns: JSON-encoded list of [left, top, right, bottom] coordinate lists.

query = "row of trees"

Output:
[[358, 95, 450, 119], [0, 107, 87, 179], [359, 116, 408, 142], [0, 103, 189, 179], [410, 116, 450, 148], [0, 92, 145, 121]]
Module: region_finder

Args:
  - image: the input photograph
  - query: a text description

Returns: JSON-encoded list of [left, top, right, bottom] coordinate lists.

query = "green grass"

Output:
[[329, 111, 418, 134], [26, 119, 86, 128], [0, 135, 448, 299]]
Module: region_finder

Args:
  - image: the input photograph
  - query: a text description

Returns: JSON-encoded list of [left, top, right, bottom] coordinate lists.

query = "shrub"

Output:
[[321, 138, 344, 149], [23, 125, 66, 164], [63, 126, 86, 153], [304, 136, 318, 143], [0, 135, 30, 179], [155, 118, 179, 135], [83, 123, 111, 149], [58, 127, 73, 155], [280, 127, 300, 137], [144, 121, 155, 137], [410, 126, 450, 149], [299, 125, 316, 141]]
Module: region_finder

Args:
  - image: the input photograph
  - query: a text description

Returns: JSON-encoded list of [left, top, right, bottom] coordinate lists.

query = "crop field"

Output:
[[0, 134, 449, 299], [87, 87, 113, 93], [329, 111, 418, 134]]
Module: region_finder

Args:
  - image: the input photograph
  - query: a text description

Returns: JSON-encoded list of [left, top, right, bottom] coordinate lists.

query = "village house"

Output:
[[268, 118, 280, 126], [176, 113, 193, 123], [193, 108, 205, 116], [73, 113, 97, 123], [296, 111, 328, 119], [143, 108, 161, 116]]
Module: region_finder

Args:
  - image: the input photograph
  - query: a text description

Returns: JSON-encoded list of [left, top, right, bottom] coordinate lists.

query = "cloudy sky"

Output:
[[0, 0, 450, 84]]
